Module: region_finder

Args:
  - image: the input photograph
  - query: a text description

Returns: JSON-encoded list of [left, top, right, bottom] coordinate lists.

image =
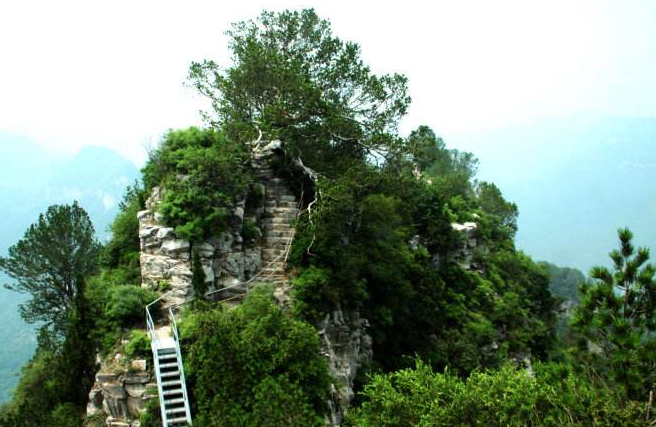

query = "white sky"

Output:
[[1, 0, 655, 165]]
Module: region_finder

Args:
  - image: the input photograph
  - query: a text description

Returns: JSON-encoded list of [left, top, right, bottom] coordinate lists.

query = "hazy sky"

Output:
[[1, 0, 655, 165]]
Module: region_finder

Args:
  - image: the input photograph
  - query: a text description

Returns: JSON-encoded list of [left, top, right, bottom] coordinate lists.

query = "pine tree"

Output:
[[572, 227, 656, 399], [0, 202, 100, 336], [56, 275, 97, 406]]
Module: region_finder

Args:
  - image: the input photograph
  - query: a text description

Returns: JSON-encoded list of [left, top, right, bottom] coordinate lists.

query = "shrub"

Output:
[[104, 285, 158, 327], [142, 127, 252, 242], [347, 362, 649, 427], [139, 397, 162, 427], [182, 286, 330, 427], [241, 218, 259, 242], [124, 330, 151, 360], [50, 403, 82, 427]]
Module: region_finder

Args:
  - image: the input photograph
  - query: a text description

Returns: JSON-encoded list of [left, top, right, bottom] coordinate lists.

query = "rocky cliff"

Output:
[[92, 140, 488, 426], [86, 345, 154, 427]]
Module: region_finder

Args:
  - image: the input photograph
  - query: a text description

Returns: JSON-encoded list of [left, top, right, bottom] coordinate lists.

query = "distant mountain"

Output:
[[0, 132, 140, 404], [449, 116, 656, 273]]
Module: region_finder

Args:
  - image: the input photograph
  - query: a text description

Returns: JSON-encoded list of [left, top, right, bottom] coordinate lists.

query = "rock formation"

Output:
[[318, 309, 373, 426], [87, 351, 155, 427]]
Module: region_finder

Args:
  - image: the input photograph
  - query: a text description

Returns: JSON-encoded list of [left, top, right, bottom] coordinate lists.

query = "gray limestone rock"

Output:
[[317, 308, 373, 426]]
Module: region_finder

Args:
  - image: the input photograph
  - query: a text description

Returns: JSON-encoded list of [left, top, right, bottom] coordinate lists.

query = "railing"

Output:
[[170, 307, 192, 425], [181, 195, 304, 307], [144, 193, 303, 426]]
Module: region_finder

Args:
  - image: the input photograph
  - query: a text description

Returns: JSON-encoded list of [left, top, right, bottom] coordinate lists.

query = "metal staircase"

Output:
[[146, 303, 192, 427]]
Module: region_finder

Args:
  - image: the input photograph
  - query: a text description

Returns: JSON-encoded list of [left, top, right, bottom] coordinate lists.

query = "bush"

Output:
[[241, 218, 260, 242], [346, 362, 649, 427], [50, 403, 82, 427], [124, 330, 151, 359], [182, 286, 330, 427], [104, 285, 158, 327], [139, 396, 162, 427], [102, 183, 145, 284], [142, 127, 252, 242]]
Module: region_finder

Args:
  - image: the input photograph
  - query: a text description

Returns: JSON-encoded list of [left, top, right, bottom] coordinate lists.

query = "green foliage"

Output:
[[292, 265, 336, 319], [571, 228, 656, 400], [50, 403, 82, 427], [241, 218, 259, 242], [287, 135, 555, 373], [55, 276, 97, 406], [182, 286, 330, 427], [475, 181, 519, 241], [189, 8, 410, 174], [139, 397, 162, 427], [142, 127, 251, 242], [104, 285, 157, 327], [124, 330, 151, 360], [102, 183, 145, 284], [191, 250, 208, 300], [540, 261, 586, 302], [0, 202, 100, 336], [347, 361, 648, 427]]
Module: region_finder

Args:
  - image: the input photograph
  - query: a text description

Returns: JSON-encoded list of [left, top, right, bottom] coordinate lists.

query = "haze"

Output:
[[1, 0, 655, 166]]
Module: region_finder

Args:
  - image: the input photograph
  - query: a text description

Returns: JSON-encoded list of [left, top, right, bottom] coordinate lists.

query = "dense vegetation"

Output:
[[1, 7, 654, 427], [540, 261, 586, 303], [181, 287, 330, 427], [347, 361, 646, 427]]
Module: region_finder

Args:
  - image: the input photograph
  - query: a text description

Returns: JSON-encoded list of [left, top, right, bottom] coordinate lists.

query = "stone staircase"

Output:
[[251, 148, 299, 286]]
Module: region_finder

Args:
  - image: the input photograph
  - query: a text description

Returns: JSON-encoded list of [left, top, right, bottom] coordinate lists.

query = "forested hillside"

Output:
[[1, 9, 654, 427]]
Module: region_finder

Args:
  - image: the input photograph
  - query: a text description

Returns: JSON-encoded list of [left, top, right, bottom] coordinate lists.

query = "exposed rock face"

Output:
[[87, 360, 154, 427], [318, 308, 373, 426], [134, 141, 376, 426], [451, 221, 486, 273], [138, 191, 263, 307], [137, 140, 300, 307]]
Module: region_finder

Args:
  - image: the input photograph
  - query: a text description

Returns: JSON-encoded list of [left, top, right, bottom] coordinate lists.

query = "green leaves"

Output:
[[0, 202, 100, 336], [572, 228, 656, 400], [348, 362, 649, 427], [189, 8, 410, 172], [182, 287, 330, 427], [144, 127, 252, 242]]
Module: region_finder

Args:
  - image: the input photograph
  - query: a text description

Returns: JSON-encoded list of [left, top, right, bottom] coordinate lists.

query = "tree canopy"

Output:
[[571, 228, 656, 400], [189, 8, 410, 173], [0, 202, 100, 336]]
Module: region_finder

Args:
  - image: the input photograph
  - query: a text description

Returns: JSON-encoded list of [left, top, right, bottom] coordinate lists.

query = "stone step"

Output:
[[265, 236, 294, 244], [264, 207, 299, 215], [265, 200, 298, 208], [262, 247, 285, 255], [260, 269, 286, 276], [262, 223, 293, 231], [261, 216, 296, 224], [265, 230, 294, 239]]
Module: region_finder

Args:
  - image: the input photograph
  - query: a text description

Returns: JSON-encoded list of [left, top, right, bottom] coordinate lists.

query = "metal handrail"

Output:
[[167, 195, 304, 309], [143, 190, 303, 427], [170, 307, 193, 425]]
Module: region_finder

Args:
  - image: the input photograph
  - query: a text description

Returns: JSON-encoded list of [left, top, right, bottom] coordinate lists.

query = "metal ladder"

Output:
[[146, 304, 192, 427]]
